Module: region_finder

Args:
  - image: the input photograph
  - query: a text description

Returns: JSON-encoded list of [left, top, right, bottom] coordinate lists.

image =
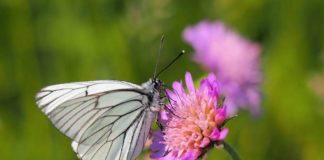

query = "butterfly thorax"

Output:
[[142, 78, 163, 112]]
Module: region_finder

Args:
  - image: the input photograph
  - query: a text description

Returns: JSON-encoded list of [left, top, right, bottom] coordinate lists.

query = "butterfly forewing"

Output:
[[36, 80, 158, 160]]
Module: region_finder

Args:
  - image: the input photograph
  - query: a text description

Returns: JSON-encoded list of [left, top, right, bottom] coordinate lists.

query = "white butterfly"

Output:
[[35, 79, 164, 160]]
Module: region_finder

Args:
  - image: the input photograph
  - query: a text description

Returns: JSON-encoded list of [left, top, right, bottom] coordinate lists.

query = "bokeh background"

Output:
[[1, 0, 324, 159]]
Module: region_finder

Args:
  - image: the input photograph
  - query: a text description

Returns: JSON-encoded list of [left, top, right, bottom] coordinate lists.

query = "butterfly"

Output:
[[36, 79, 164, 160], [35, 36, 185, 159]]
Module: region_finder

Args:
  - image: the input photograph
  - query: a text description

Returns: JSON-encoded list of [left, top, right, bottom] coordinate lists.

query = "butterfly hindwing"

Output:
[[72, 105, 156, 160]]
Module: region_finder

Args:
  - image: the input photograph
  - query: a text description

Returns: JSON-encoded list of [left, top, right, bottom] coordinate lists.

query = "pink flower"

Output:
[[150, 72, 229, 160], [183, 20, 262, 116]]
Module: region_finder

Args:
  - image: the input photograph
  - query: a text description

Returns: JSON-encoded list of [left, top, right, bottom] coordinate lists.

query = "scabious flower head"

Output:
[[150, 72, 229, 160], [183, 20, 262, 116]]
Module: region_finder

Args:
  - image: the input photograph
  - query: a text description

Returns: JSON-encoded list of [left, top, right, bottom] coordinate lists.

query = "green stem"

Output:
[[223, 141, 241, 160]]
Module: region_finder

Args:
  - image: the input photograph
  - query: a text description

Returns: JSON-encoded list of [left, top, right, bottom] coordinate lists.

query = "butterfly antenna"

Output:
[[156, 50, 185, 78], [153, 34, 165, 79]]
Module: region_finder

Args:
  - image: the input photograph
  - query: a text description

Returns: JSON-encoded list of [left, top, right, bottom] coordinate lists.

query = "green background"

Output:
[[0, 0, 324, 159]]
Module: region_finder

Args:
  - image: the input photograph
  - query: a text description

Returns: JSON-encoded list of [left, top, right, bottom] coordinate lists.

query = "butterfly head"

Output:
[[152, 78, 163, 91]]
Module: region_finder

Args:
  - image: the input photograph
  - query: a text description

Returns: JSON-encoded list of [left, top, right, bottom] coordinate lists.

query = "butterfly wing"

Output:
[[36, 80, 156, 160], [71, 107, 156, 160]]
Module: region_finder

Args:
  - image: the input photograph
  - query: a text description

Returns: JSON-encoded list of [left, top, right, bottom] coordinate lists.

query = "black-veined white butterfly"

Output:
[[35, 37, 185, 160]]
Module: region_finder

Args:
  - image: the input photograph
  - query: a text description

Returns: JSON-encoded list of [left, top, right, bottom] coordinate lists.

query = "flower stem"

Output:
[[223, 141, 241, 160]]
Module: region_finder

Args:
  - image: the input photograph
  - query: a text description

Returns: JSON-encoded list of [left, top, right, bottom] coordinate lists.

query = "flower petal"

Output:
[[172, 81, 185, 96], [199, 137, 210, 148], [150, 131, 164, 150], [180, 149, 201, 160], [208, 72, 217, 82], [185, 72, 195, 93], [199, 79, 208, 94], [219, 128, 229, 140], [209, 127, 220, 141], [150, 131, 168, 159], [158, 110, 170, 125], [165, 89, 179, 103], [215, 107, 227, 124]]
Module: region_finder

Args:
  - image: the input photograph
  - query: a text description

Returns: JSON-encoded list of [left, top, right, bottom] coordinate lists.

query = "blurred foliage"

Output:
[[0, 0, 324, 159]]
